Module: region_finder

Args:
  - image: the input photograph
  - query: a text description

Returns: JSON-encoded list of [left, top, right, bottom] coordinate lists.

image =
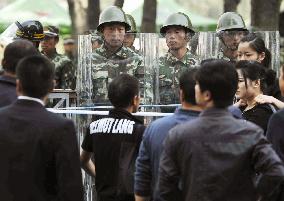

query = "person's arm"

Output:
[[266, 112, 284, 161], [134, 127, 152, 200], [255, 94, 284, 109], [158, 130, 181, 201], [252, 128, 284, 200], [54, 120, 84, 201], [61, 61, 76, 90], [80, 150, 96, 177]]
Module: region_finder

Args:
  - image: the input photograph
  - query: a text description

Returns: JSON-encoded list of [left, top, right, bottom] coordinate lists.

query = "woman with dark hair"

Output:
[[235, 60, 276, 133], [237, 33, 282, 100]]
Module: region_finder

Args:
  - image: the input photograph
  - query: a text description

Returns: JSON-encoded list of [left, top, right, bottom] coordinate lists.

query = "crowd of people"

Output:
[[0, 4, 284, 201]]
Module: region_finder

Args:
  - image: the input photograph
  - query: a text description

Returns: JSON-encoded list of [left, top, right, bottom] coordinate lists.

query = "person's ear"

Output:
[[258, 52, 265, 63], [179, 89, 185, 103], [1, 59, 5, 67], [16, 79, 22, 96], [253, 79, 260, 88], [203, 90, 212, 102], [48, 80, 55, 93]]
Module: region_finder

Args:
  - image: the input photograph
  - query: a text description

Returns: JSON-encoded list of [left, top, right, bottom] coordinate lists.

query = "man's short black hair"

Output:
[[179, 68, 198, 105], [108, 74, 139, 108], [3, 40, 39, 74], [195, 59, 238, 108], [16, 55, 55, 99]]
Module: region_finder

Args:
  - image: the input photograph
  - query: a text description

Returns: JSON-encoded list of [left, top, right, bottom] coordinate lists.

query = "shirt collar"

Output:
[[18, 96, 45, 106]]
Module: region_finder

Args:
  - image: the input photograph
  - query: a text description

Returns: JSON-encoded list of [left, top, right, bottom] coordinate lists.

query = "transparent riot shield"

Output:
[[157, 32, 200, 112], [75, 31, 280, 201], [196, 31, 280, 73], [76, 33, 161, 201]]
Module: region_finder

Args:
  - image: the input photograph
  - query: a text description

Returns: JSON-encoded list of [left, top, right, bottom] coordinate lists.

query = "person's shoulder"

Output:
[[45, 110, 74, 126], [271, 108, 284, 120], [54, 53, 72, 64], [255, 103, 275, 114], [121, 46, 142, 60]]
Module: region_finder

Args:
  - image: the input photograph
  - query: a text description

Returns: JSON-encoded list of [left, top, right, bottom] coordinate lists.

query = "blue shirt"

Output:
[[134, 108, 200, 200]]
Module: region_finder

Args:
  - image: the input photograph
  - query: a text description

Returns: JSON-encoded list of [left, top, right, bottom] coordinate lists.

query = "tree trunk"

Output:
[[141, 0, 157, 33], [88, 0, 100, 31], [251, 0, 281, 30], [224, 0, 240, 12], [114, 0, 124, 8], [67, 0, 100, 36]]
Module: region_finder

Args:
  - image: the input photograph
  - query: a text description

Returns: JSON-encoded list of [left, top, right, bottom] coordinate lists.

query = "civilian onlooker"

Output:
[[80, 74, 145, 201], [267, 65, 284, 161], [158, 59, 284, 201], [0, 55, 84, 201], [134, 68, 202, 201], [0, 40, 39, 107], [235, 60, 276, 133]]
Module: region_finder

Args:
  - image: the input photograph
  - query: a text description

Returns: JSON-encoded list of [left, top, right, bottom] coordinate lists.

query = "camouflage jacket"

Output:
[[159, 50, 200, 105], [44, 49, 76, 89], [216, 49, 235, 62], [91, 44, 143, 104]]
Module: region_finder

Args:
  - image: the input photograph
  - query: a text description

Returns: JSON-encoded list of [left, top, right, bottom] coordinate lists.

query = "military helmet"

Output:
[[160, 12, 195, 36], [216, 12, 247, 33], [15, 20, 44, 41], [125, 14, 137, 33], [97, 6, 130, 32]]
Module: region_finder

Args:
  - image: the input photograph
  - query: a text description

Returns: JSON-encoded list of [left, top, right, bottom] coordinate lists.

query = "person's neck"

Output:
[[43, 48, 56, 58], [18, 92, 48, 105], [223, 48, 237, 60], [181, 102, 202, 112], [169, 47, 187, 60], [3, 71, 16, 78], [105, 43, 121, 55]]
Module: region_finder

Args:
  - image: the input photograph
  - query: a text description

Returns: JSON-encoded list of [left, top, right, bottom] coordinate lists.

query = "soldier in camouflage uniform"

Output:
[[123, 14, 139, 54], [91, 6, 143, 104], [159, 12, 200, 107], [216, 12, 248, 62], [41, 26, 76, 89]]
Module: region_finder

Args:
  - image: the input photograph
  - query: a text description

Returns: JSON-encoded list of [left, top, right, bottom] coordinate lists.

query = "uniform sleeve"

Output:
[[266, 112, 284, 161], [53, 120, 84, 201], [158, 129, 182, 201], [81, 126, 93, 152], [134, 126, 153, 197], [60, 61, 76, 90], [252, 127, 284, 200]]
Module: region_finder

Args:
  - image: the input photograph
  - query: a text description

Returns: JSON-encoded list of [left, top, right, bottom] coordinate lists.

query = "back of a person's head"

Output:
[[2, 40, 39, 74], [16, 55, 55, 99], [235, 60, 275, 94], [240, 33, 271, 68], [196, 59, 238, 108], [108, 74, 139, 109], [179, 68, 198, 105]]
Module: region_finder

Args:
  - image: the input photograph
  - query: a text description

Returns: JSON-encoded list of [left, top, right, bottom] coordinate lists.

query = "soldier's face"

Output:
[[237, 42, 265, 63], [123, 33, 135, 48], [165, 27, 188, 50], [222, 30, 246, 51], [64, 43, 74, 53], [41, 36, 57, 53], [103, 24, 125, 48]]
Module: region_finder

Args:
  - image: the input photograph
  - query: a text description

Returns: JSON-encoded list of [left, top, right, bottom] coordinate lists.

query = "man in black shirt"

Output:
[[80, 74, 145, 201]]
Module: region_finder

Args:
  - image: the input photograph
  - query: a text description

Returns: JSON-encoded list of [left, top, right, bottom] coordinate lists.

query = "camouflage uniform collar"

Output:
[[165, 49, 194, 65], [218, 48, 233, 62], [98, 43, 129, 59]]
